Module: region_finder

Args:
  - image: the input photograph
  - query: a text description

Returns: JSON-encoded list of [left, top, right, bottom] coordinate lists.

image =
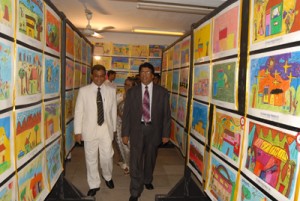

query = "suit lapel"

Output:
[[152, 85, 157, 116]]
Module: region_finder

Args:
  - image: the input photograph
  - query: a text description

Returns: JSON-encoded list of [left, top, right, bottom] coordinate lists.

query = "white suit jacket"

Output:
[[74, 82, 117, 141]]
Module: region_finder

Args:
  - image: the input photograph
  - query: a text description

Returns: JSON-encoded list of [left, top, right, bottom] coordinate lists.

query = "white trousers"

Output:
[[84, 132, 114, 189]]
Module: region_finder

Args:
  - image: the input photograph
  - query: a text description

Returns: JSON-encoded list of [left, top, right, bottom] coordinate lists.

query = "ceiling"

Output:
[[49, 0, 227, 41]]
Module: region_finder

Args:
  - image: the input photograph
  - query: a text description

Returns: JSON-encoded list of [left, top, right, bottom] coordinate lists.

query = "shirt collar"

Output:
[[142, 82, 153, 89]]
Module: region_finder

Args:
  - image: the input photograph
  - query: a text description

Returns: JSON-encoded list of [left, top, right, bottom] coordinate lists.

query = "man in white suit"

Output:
[[74, 65, 117, 196]]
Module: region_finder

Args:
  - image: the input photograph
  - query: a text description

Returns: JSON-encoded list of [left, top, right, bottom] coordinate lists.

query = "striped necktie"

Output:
[[142, 85, 150, 122], [97, 87, 104, 125]]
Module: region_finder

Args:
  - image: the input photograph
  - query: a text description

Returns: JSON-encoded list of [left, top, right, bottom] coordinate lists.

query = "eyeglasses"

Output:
[[140, 71, 152, 75]]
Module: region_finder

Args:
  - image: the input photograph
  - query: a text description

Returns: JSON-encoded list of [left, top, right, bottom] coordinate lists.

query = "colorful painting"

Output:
[[0, 0, 15, 36], [74, 63, 81, 88], [181, 36, 190, 66], [0, 38, 13, 110], [173, 43, 181, 69], [177, 96, 187, 127], [16, 45, 42, 105], [170, 93, 178, 118], [87, 44, 92, 65], [65, 120, 74, 158], [111, 57, 129, 70], [46, 137, 62, 188], [247, 46, 300, 128], [179, 68, 189, 96], [81, 39, 87, 64], [65, 58, 74, 90], [94, 56, 112, 69], [168, 47, 174, 70], [81, 65, 87, 86], [237, 176, 272, 201], [114, 71, 129, 86], [131, 44, 148, 57], [112, 43, 130, 56], [188, 136, 205, 183], [162, 51, 168, 71], [194, 20, 212, 63], [173, 122, 184, 149], [191, 101, 209, 143], [211, 58, 238, 110], [161, 71, 167, 87], [0, 111, 14, 183], [45, 4, 60, 55], [166, 71, 173, 92], [0, 176, 16, 201], [149, 45, 164, 57], [44, 55, 60, 99], [212, 109, 244, 167], [212, 1, 240, 59], [149, 58, 161, 72], [74, 32, 81, 62], [18, 152, 49, 201], [15, 104, 43, 168], [172, 70, 179, 93], [250, 0, 300, 51], [66, 24, 74, 58], [206, 153, 237, 201], [65, 90, 74, 122], [17, 0, 44, 48], [242, 119, 300, 201], [94, 42, 112, 55], [194, 64, 210, 102], [44, 99, 61, 145], [130, 58, 148, 71]]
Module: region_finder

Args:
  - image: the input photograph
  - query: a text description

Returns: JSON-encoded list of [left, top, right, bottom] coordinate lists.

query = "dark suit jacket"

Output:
[[122, 83, 171, 147]]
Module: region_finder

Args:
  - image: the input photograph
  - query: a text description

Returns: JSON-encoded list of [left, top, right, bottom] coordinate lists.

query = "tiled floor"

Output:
[[64, 144, 185, 201]]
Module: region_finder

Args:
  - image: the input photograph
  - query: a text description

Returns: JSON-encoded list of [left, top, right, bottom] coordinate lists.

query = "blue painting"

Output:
[[44, 55, 60, 98]]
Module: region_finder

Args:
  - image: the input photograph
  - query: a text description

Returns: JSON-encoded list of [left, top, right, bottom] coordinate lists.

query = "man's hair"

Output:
[[154, 73, 161, 79], [107, 70, 116, 76], [92, 64, 106, 75], [139, 62, 154, 75]]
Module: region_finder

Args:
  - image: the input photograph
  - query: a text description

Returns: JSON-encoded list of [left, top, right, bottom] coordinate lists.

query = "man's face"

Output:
[[109, 74, 116, 81], [140, 67, 154, 86], [92, 70, 106, 86]]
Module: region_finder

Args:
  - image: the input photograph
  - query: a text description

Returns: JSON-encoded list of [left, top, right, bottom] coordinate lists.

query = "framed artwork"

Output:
[[130, 58, 148, 71], [166, 71, 173, 92], [66, 24, 74, 58], [212, 1, 240, 59], [44, 99, 61, 145], [161, 71, 167, 87], [172, 70, 180, 93], [190, 101, 209, 143], [149, 58, 161, 72], [179, 68, 189, 96], [0, 38, 14, 110], [181, 36, 190, 67], [94, 56, 111, 69], [87, 44, 92, 65], [162, 51, 168, 71], [44, 55, 60, 99], [112, 43, 130, 56], [170, 93, 178, 118], [131, 44, 148, 57], [211, 58, 238, 110], [241, 118, 300, 201], [193, 63, 211, 102], [65, 120, 75, 158], [45, 4, 60, 56], [247, 46, 300, 128], [65, 90, 74, 122], [149, 45, 164, 57], [177, 96, 187, 127], [0, 0, 15, 36], [111, 57, 129, 70], [74, 62, 81, 88], [114, 71, 129, 86], [173, 122, 184, 149], [0, 176, 16, 201], [81, 39, 87, 64], [194, 20, 212, 63], [173, 43, 181, 69], [167, 47, 174, 70], [95, 42, 112, 56], [65, 58, 74, 90], [74, 32, 82, 62]]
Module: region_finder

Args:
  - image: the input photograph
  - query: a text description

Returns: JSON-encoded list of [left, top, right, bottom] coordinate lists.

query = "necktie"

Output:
[[97, 87, 104, 125], [142, 85, 150, 122]]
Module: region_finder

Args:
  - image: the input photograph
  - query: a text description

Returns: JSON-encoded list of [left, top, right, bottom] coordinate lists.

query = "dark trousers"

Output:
[[129, 124, 158, 197]]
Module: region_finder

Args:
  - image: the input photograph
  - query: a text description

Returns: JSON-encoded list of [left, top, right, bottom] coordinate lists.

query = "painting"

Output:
[[169, 120, 176, 143], [81, 39, 87, 64], [0, 176, 16, 201], [130, 58, 148, 71], [211, 108, 244, 167], [131, 44, 148, 57], [181, 36, 190, 67], [237, 176, 273, 201], [87, 44, 92, 65], [193, 64, 210, 102], [161, 71, 167, 87], [65, 58, 74, 90], [206, 153, 238, 201], [111, 57, 129, 70], [166, 71, 173, 92], [247, 46, 300, 128], [18, 152, 49, 201], [172, 70, 179, 93], [81, 65, 87, 86], [149, 45, 164, 57], [44, 99, 61, 145], [171, 121, 183, 148], [211, 58, 238, 110], [0, 38, 13, 110], [250, 0, 300, 51], [179, 68, 189, 96], [66, 24, 74, 58], [16, 45, 42, 105], [194, 20, 212, 63], [44, 55, 60, 99], [190, 101, 209, 143], [114, 71, 129, 86], [65, 90, 74, 122], [65, 120, 74, 158], [0, 0, 15, 36], [74, 33, 81, 62], [17, 0, 44, 48], [241, 119, 300, 201], [15, 104, 43, 168], [162, 51, 168, 71], [46, 137, 62, 188], [94, 42, 112, 56], [74, 62, 81, 88], [112, 43, 130, 56], [212, 1, 240, 59], [45, 4, 60, 56], [170, 93, 178, 118], [0, 111, 14, 183], [173, 43, 181, 69], [94, 56, 111, 69], [168, 47, 174, 70], [187, 136, 205, 183], [177, 96, 187, 127], [149, 58, 161, 72]]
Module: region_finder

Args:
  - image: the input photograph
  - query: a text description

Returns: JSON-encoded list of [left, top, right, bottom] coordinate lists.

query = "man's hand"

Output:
[[122, 136, 129, 145], [162, 137, 169, 144], [75, 134, 82, 144]]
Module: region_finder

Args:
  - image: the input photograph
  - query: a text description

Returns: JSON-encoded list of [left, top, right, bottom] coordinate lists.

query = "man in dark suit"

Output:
[[122, 62, 171, 201]]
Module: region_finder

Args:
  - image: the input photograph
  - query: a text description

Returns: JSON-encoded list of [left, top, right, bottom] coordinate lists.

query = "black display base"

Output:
[[45, 176, 94, 201], [155, 177, 211, 201]]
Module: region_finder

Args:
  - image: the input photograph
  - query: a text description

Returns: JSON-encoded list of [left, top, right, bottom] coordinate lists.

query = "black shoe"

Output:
[[87, 187, 100, 196], [129, 196, 138, 201], [105, 179, 114, 189], [144, 183, 154, 190]]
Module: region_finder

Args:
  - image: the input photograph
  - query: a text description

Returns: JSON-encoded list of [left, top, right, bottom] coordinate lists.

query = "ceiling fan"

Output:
[[80, 8, 114, 38]]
